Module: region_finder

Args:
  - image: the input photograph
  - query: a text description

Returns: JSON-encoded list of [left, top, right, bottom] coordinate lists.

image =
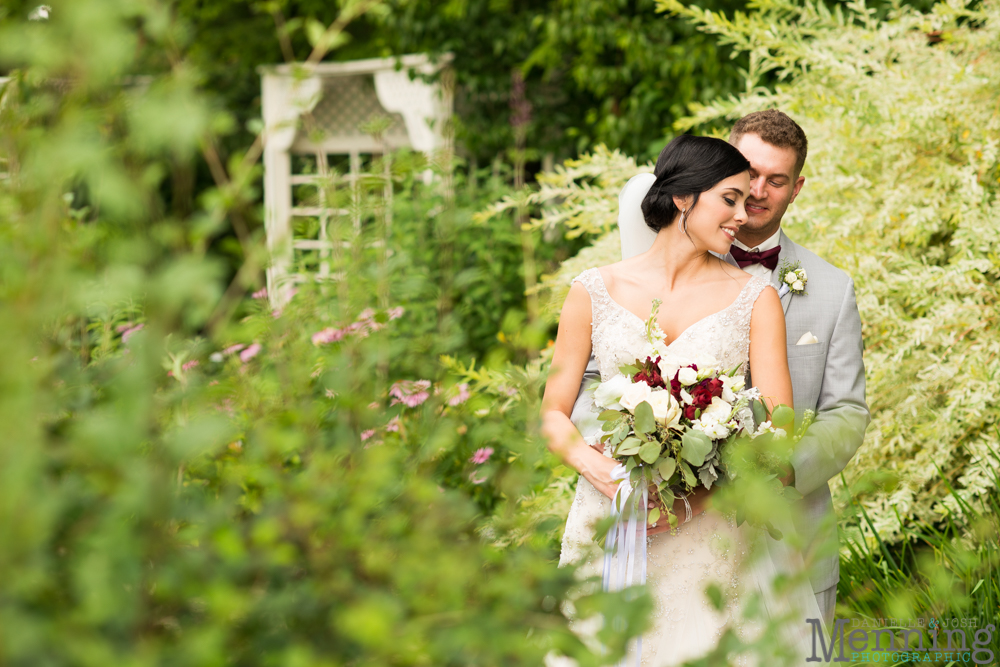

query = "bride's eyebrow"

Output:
[[723, 187, 744, 196]]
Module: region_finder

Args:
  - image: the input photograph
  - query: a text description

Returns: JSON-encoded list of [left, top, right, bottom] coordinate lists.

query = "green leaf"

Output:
[[765, 521, 784, 541], [598, 409, 622, 421], [705, 583, 725, 611], [602, 420, 618, 432], [619, 364, 639, 377], [657, 457, 676, 481], [680, 461, 696, 486], [638, 440, 660, 464], [633, 401, 655, 435], [659, 486, 675, 508], [751, 399, 767, 426], [680, 430, 713, 466], [647, 507, 660, 526], [617, 437, 641, 456], [771, 405, 795, 429]]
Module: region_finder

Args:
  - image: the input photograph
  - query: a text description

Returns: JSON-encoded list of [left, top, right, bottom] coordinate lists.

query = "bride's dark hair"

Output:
[[641, 135, 750, 233]]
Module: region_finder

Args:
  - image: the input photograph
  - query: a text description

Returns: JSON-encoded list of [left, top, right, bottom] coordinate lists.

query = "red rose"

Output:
[[691, 386, 713, 409], [705, 378, 724, 398], [683, 405, 699, 420], [635, 356, 667, 389]]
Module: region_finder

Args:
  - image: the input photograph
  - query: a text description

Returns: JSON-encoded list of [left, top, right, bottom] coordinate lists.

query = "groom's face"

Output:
[[733, 133, 805, 246]]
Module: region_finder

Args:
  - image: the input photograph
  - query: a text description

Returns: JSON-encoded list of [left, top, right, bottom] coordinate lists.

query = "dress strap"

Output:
[[572, 268, 616, 328], [734, 275, 774, 368]]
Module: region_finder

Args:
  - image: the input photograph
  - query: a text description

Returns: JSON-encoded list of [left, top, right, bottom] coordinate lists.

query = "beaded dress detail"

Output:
[[552, 268, 820, 667]]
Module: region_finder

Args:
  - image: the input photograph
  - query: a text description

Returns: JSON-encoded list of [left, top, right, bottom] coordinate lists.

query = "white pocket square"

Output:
[[777, 283, 790, 298], [796, 331, 820, 345]]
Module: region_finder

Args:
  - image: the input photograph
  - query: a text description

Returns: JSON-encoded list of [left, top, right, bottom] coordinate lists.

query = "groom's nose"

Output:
[[749, 176, 766, 200]]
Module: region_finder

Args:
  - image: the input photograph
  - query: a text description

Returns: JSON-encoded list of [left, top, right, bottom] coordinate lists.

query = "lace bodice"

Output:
[[572, 268, 771, 382]]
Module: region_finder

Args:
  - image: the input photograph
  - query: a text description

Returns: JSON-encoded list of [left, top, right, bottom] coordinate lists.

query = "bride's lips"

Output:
[[721, 226, 737, 241]]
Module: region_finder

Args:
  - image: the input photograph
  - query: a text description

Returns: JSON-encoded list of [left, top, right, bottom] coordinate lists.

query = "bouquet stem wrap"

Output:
[[602, 464, 646, 665]]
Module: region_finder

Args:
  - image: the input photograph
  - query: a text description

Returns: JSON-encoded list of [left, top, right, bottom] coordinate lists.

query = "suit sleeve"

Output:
[[790, 278, 871, 497]]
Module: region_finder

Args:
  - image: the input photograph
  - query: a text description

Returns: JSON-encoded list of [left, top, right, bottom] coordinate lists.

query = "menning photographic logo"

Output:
[[805, 618, 996, 664]]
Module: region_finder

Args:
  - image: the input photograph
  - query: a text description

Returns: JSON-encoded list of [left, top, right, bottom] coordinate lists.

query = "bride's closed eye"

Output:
[[723, 197, 736, 206]]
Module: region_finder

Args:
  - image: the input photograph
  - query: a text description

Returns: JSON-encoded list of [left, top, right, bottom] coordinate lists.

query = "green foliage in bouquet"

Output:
[[0, 1, 649, 664]]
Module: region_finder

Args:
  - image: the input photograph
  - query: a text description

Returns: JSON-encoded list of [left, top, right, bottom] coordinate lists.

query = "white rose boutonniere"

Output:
[[778, 260, 808, 296]]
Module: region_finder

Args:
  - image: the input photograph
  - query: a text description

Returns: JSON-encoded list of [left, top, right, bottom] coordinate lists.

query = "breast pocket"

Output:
[[787, 340, 827, 413]]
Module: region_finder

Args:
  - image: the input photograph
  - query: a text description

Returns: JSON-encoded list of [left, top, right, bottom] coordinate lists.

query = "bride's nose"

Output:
[[734, 203, 748, 225]]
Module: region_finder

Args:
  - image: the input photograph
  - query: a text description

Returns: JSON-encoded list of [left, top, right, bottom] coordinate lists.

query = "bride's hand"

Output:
[[646, 485, 713, 536]]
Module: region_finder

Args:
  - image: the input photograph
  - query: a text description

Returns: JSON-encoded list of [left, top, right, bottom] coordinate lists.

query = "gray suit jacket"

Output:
[[760, 230, 870, 592], [568, 230, 869, 593]]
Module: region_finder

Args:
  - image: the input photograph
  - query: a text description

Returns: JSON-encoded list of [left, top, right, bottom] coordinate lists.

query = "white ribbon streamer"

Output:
[[603, 464, 647, 666]]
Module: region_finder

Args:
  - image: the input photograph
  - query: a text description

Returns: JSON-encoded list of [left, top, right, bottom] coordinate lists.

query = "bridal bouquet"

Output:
[[593, 301, 802, 532]]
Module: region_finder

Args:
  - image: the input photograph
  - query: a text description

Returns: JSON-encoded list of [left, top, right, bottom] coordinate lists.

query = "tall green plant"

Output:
[[0, 2, 645, 664]]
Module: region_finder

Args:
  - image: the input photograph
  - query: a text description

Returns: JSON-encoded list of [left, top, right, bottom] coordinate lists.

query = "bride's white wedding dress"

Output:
[[552, 267, 823, 666]]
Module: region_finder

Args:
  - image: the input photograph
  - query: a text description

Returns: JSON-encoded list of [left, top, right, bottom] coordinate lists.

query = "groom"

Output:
[[725, 109, 869, 628]]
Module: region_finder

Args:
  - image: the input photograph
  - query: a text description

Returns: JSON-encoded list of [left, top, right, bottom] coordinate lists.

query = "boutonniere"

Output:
[[778, 260, 808, 296]]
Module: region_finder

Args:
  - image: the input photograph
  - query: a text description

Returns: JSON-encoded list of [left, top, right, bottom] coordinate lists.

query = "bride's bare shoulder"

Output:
[[594, 258, 642, 292]]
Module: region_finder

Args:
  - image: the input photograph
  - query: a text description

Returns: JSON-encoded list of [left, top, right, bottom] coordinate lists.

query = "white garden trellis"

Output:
[[259, 54, 452, 306]]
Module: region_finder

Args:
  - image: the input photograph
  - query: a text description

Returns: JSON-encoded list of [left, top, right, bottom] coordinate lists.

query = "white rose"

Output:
[[618, 381, 653, 414], [720, 374, 745, 393], [677, 367, 698, 386], [680, 389, 694, 405], [594, 374, 631, 410], [695, 420, 730, 439], [692, 353, 719, 376], [792, 280, 805, 291], [721, 387, 736, 403], [701, 396, 733, 424], [797, 269, 807, 281], [658, 350, 683, 379], [647, 389, 682, 428], [784, 272, 796, 284]]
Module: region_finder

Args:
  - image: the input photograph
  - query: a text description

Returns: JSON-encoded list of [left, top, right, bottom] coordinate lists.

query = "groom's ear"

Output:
[[789, 175, 805, 203]]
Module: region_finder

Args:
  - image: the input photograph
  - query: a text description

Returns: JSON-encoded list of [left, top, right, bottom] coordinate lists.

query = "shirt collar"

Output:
[[732, 227, 782, 253]]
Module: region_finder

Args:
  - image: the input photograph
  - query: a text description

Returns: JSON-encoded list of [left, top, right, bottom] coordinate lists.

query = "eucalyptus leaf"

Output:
[[657, 457, 676, 481], [638, 441, 660, 464], [598, 409, 622, 422], [680, 461, 696, 487], [771, 405, 795, 429], [633, 401, 655, 435], [617, 437, 641, 456], [680, 430, 713, 466]]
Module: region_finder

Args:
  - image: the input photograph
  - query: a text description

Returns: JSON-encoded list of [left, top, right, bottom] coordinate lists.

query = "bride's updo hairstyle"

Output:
[[641, 135, 750, 233]]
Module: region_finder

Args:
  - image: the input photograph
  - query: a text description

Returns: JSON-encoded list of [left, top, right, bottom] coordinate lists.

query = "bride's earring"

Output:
[[680, 208, 689, 235]]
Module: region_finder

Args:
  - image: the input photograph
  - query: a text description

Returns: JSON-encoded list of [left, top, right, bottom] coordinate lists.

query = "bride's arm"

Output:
[[748, 285, 794, 428], [541, 283, 621, 500]]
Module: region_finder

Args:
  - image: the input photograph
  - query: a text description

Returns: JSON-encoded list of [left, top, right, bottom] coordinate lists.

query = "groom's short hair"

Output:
[[730, 110, 808, 176]]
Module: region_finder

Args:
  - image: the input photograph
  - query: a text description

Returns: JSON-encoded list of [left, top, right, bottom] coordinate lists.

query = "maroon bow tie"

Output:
[[729, 245, 782, 271]]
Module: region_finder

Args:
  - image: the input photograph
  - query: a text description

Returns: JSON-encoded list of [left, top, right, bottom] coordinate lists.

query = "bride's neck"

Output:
[[643, 227, 714, 286]]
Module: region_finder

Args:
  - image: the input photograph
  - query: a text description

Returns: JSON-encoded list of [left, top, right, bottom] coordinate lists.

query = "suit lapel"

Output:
[[771, 229, 797, 315]]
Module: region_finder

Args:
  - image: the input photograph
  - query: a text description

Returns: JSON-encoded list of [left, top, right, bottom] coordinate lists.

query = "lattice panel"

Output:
[[309, 76, 408, 142]]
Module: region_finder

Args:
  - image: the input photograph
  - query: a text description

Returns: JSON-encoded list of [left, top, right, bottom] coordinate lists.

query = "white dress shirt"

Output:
[[731, 227, 782, 280]]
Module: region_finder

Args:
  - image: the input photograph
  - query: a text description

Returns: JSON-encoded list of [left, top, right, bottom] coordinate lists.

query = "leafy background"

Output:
[[0, 0, 998, 664]]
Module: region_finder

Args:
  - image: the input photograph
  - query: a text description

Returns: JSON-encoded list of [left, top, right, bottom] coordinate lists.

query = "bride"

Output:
[[541, 135, 822, 665]]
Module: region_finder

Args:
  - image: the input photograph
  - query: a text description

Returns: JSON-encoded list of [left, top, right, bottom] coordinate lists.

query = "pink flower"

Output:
[[469, 471, 488, 485], [357, 308, 376, 321], [390, 380, 432, 408], [387, 306, 405, 320], [385, 416, 401, 433], [272, 308, 282, 318], [121, 323, 145, 343], [240, 343, 261, 363], [470, 447, 494, 464], [312, 327, 345, 346], [368, 402, 380, 410], [223, 344, 245, 356], [252, 287, 268, 300], [182, 360, 199, 371], [361, 429, 376, 442], [448, 383, 471, 406]]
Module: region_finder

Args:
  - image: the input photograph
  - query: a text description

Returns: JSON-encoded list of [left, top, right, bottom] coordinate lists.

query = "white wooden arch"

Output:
[[259, 54, 453, 305]]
